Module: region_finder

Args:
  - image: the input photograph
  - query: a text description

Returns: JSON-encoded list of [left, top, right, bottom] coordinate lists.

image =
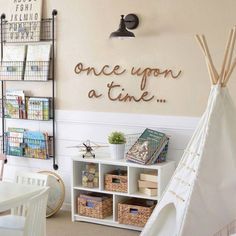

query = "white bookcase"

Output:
[[71, 155, 175, 231]]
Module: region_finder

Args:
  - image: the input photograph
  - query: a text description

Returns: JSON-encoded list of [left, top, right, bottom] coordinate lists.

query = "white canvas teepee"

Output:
[[141, 27, 236, 236]]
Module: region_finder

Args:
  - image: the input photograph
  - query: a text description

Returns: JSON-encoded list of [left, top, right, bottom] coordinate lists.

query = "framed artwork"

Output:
[[8, 0, 43, 42]]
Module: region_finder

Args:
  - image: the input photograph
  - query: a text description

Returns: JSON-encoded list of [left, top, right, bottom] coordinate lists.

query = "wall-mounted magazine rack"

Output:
[[0, 10, 58, 170], [0, 61, 51, 81], [4, 132, 53, 159], [1, 18, 53, 43], [2, 96, 53, 121]]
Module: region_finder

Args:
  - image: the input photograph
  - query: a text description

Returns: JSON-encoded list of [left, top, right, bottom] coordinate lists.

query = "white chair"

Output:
[[15, 171, 48, 187], [11, 171, 48, 216], [0, 187, 49, 236], [0, 154, 6, 181]]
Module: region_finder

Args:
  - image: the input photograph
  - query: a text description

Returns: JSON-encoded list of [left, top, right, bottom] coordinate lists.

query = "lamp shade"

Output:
[[110, 15, 135, 38]]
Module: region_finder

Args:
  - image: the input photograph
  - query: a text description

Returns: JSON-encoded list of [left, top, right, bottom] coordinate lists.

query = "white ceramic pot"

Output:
[[109, 143, 125, 160]]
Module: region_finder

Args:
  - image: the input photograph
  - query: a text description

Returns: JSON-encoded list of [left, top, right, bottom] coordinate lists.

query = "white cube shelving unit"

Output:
[[71, 155, 175, 231]]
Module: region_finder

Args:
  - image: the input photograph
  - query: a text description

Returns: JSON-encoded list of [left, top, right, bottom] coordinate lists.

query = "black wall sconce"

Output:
[[110, 14, 139, 38]]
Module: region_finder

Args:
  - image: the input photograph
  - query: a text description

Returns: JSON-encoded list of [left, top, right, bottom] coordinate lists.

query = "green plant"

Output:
[[108, 131, 126, 144]]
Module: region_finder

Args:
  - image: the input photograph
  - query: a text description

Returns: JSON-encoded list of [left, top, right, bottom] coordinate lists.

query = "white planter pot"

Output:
[[109, 144, 125, 160]]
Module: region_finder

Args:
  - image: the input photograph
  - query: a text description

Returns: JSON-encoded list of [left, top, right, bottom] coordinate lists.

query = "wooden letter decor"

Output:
[[74, 62, 182, 103], [74, 63, 126, 76]]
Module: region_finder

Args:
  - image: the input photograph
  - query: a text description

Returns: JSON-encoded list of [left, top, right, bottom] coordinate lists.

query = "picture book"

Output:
[[0, 46, 26, 80], [24, 131, 48, 159], [6, 127, 25, 156], [26, 97, 50, 120], [24, 44, 51, 81], [126, 128, 169, 165], [5, 90, 25, 119]]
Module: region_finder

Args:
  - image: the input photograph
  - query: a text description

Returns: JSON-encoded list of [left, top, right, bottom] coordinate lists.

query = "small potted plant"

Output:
[[108, 131, 126, 160]]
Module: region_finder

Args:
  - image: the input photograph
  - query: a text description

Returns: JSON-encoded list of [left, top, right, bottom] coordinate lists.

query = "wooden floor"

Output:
[[47, 211, 140, 236]]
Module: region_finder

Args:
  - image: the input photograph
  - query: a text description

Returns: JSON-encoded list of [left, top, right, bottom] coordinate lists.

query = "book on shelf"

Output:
[[5, 90, 26, 119], [7, 0, 43, 42], [126, 128, 169, 165], [24, 44, 51, 81], [26, 97, 50, 120], [24, 131, 49, 159], [0, 46, 26, 80], [6, 128, 25, 156]]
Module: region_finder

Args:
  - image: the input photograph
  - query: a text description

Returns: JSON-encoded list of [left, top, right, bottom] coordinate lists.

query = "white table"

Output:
[[0, 181, 44, 212]]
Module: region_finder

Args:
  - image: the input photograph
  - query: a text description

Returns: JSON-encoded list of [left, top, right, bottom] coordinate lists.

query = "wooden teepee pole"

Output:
[[196, 34, 218, 84], [224, 27, 236, 81], [201, 35, 219, 83], [195, 35, 215, 84], [223, 58, 236, 87], [219, 29, 234, 85]]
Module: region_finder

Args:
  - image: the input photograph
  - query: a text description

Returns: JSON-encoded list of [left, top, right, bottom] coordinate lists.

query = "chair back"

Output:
[[24, 187, 49, 236], [12, 171, 48, 215], [15, 171, 48, 187], [0, 154, 6, 181]]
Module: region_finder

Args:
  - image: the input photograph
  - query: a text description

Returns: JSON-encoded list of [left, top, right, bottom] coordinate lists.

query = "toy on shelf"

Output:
[[67, 140, 108, 158], [82, 163, 99, 188]]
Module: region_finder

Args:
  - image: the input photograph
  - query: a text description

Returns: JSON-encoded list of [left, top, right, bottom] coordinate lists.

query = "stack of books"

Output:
[[138, 171, 158, 196], [126, 128, 169, 165]]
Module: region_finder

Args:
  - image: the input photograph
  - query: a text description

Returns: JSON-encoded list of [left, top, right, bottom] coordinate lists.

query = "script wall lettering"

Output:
[[74, 62, 182, 103]]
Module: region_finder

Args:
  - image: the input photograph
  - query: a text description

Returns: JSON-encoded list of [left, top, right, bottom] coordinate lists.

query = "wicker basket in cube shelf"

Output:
[[118, 198, 156, 227], [78, 193, 113, 219], [105, 169, 127, 193]]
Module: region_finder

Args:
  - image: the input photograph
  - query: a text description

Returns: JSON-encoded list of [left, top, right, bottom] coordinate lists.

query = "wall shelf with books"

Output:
[[4, 129, 53, 160], [0, 10, 58, 170], [2, 96, 53, 121]]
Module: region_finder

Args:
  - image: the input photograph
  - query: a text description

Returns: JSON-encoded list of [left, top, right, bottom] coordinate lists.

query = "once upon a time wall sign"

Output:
[[74, 62, 182, 103]]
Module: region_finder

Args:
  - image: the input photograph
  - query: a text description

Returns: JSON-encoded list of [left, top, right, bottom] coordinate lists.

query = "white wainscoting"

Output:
[[2, 110, 199, 211]]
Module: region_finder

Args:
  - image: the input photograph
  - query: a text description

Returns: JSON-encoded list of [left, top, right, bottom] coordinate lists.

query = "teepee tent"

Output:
[[141, 27, 236, 236]]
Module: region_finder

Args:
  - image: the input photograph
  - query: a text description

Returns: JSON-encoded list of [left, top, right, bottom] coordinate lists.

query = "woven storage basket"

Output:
[[105, 170, 127, 193], [118, 198, 156, 227], [78, 193, 113, 219]]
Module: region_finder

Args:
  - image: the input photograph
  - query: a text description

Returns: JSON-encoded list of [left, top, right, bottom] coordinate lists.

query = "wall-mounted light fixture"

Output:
[[110, 14, 139, 38]]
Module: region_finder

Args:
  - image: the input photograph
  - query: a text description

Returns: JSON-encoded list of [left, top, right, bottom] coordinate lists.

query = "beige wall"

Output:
[[1, 0, 236, 116]]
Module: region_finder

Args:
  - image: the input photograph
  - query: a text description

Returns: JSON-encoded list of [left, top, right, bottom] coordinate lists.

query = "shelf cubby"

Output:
[[128, 167, 158, 199], [100, 164, 127, 193]]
